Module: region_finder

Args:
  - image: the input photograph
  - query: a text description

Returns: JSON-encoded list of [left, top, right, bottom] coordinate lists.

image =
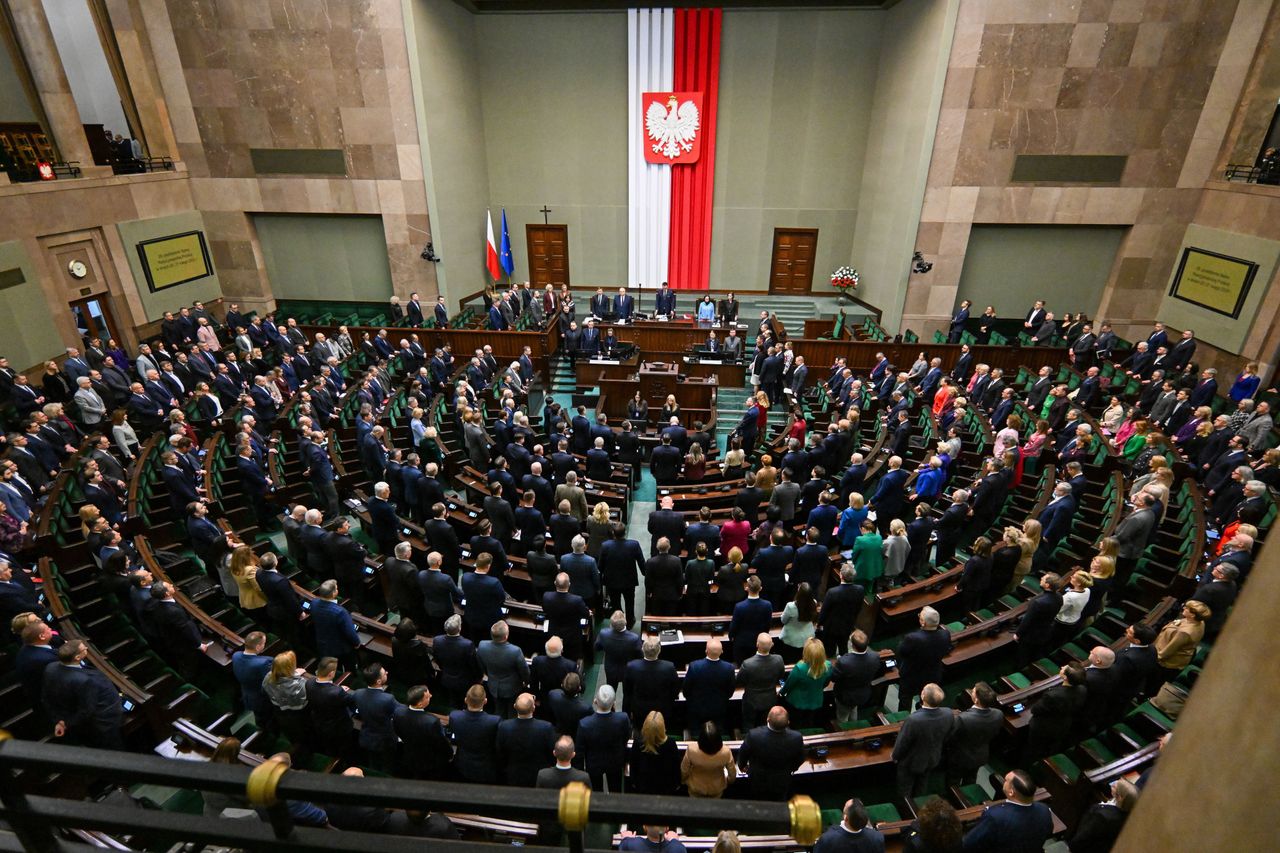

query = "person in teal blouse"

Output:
[[780, 637, 832, 730], [697, 295, 717, 323], [851, 519, 885, 590]]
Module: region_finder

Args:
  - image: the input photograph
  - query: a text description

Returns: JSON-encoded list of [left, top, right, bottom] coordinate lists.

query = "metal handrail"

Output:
[[0, 737, 821, 853]]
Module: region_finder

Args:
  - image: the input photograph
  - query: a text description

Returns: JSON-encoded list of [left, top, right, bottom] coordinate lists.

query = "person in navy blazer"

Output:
[[1037, 483, 1076, 550], [488, 303, 506, 330], [393, 685, 451, 780], [405, 293, 425, 327], [15, 621, 59, 706], [235, 445, 272, 526], [366, 483, 400, 557], [497, 693, 557, 786], [579, 322, 600, 356], [160, 452, 200, 516], [654, 283, 676, 316], [683, 638, 736, 730], [460, 555, 507, 641], [869, 457, 910, 534], [594, 611, 642, 688], [231, 632, 274, 728], [961, 770, 1053, 852], [575, 684, 632, 791], [729, 577, 775, 663], [613, 287, 635, 321], [542, 574, 591, 661], [310, 580, 361, 674], [449, 684, 501, 783], [623, 637, 678, 727], [354, 664, 402, 771], [948, 300, 971, 343]]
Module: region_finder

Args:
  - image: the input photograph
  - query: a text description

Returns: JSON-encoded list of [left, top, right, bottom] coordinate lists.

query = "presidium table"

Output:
[[572, 316, 748, 392]]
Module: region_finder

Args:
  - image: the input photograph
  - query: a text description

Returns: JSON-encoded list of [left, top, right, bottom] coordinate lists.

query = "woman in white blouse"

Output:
[[1051, 570, 1094, 645]]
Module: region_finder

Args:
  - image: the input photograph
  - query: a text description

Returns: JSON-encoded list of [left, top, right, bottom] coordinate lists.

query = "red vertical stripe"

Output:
[[669, 7, 720, 291]]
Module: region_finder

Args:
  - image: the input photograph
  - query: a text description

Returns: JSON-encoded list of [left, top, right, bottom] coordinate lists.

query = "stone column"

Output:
[[8, 0, 112, 176]]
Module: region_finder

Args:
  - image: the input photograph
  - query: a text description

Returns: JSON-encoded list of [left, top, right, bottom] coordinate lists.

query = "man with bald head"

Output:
[[736, 633, 786, 730], [738, 706, 805, 801], [684, 638, 735, 733], [891, 683, 955, 799], [530, 635, 579, 706], [1078, 646, 1118, 735], [496, 692, 557, 787], [542, 572, 590, 662]]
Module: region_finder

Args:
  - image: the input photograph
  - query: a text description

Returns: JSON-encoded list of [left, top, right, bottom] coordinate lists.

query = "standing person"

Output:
[[681, 722, 737, 799], [261, 651, 311, 759], [576, 684, 631, 792], [813, 799, 885, 853], [945, 682, 1004, 785], [779, 637, 832, 730], [895, 607, 952, 711], [448, 684, 501, 784], [891, 684, 956, 799], [736, 634, 785, 731], [628, 710, 682, 795], [595, 610, 642, 690], [477, 620, 530, 719], [1025, 664, 1087, 760], [1153, 601, 1209, 680], [1013, 573, 1062, 666], [496, 693, 557, 787], [728, 576, 774, 663], [737, 706, 806, 801], [961, 771, 1053, 852], [818, 565, 866, 657], [353, 663, 401, 772], [954, 537, 992, 613], [830, 629, 883, 725], [684, 638, 735, 733]]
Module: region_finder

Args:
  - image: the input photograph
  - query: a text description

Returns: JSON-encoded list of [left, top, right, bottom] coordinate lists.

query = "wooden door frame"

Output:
[[526, 224, 571, 288], [767, 227, 819, 294], [69, 294, 122, 345]]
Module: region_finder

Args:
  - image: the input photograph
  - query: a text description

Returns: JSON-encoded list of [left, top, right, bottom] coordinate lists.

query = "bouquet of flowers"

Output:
[[830, 266, 859, 291]]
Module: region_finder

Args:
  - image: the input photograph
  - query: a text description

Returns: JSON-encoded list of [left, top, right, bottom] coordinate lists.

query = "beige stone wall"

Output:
[[144, 0, 436, 310], [903, 0, 1271, 375]]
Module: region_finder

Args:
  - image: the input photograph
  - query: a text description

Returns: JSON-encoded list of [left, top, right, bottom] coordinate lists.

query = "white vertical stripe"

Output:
[[628, 8, 673, 291]]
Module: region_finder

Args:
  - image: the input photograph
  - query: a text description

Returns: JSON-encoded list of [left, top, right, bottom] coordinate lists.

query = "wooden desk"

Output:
[[682, 355, 746, 387], [575, 353, 640, 383]]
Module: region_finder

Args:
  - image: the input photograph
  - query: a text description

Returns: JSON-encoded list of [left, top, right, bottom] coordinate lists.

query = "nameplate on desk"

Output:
[[589, 358, 621, 365]]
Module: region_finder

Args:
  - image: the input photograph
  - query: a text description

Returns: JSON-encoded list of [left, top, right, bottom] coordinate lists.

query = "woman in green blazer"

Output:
[[780, 637, 832, 730], [851, 519, 885, 590]]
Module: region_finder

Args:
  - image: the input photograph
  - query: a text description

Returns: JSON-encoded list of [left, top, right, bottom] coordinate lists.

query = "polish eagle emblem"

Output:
[[646, 94, 701, 161]]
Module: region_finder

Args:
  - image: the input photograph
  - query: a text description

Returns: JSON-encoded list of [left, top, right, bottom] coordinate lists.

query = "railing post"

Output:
[[0, 733, 61, 852], [245, 756, 295, 840], [559, 781, 590, 853]]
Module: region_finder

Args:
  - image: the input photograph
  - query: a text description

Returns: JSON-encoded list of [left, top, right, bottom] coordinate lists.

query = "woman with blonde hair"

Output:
[[755, 453, 778, 495], [989, 526, 1023, 593], [837, 492, 868, 556], [661, 394, 680, 418], [713, 831, 742, 853], [1080, 553, 1115, 622], [780, 637, 832, 729], [261, 650, 310, 755], [754, 391, 770, 435], [79, 503, 102, 538], [681, 722, 737, 799], [585, 501, 612, 557], [994, 414, 1022, 458], [1051, 570, 1094, 644], [628, 710, 681, 795], [882, 518, 911, 584], [229, 545, 267, 623], [1155, 601, 1209, 677], [1007, 519, 1040, 592], [720, 442, 746, 479], [714, 546, 748, 614], [684, 442, 707, 481], [202, 737, 252, 817]]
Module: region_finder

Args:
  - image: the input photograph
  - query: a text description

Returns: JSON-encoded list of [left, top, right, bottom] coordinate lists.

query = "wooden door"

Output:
[[526, 225, 570, 289], [768, 228, 818, 293]]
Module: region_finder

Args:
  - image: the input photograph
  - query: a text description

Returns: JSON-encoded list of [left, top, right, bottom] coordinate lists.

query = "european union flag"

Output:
[[499, 208, 515, 276]]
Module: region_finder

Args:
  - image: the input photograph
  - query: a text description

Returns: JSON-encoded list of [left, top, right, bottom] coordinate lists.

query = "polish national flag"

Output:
[[485, 209, 502, 281]]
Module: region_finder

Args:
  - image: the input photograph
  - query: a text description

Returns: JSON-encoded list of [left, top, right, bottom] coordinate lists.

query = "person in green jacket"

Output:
[[851, 519, 885, 590], [779, 637, 832, 730]]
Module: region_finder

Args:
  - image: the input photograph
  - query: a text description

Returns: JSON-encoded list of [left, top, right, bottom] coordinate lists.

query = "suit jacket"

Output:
[[433, 633, 480, 694], [306, 679, 355, 745], [738, 725, 805, 799], [895, 628, 952, 694], [536, 764, 592, 790], [460, 571, 506, 632], [892, 706, 956, 773], [496, 716, 557, 786], [962, 801, 1053, 853], [311, 598, 359, 657], [476, 640, 529, 699], [15, 644, 58, 703], [684, 657, 736, 723], [1037, 495, 1076, 545], [946, 705, 1004, 770], [575, 710, 631, 773], [448, 708, 501, 782], [231, 651, 273, 715], [647, 509, 687, 554], [830, 649, 882, 708], [818, 582, 865, 641], [541, 590, 590, 652], [354, 687, 401, 751], [736, 652, 785, 708], [730, 598, 775, 650], [595, 627, 643, 685], [623, 658, 678, 721]]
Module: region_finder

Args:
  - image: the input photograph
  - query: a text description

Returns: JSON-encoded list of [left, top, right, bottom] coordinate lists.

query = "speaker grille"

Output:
[[1011, 154, 1127, 184], [250, 148, 347, 176]]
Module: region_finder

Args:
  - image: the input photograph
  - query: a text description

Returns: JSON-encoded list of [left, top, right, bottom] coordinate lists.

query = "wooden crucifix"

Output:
[[539, 205, 552, 224]]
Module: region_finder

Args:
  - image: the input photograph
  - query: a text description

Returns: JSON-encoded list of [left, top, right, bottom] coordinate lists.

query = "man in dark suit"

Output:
[[417, 551, 462, 636], [817, 565, 865, 657], [684, 638, 735, 732], [1026, 664, 1087, 760], [146, 581, 208, 677], [497, 693, 557, 786], [1036, 483, 1077, 553], [736, 634, 785, 730], [576, 684, 631, 792], [594, 610, 642, 690], [729, 576, 775, 663], [891, 683, 956, 798], [449, 684, 501, 783], [325, 517, 371, 613], [460, 553, 507, 642], [948, 300, 970, 343], [311, 580, 361, 676], [750, 529, 793, 610], [1013, 573, 1063, 666], [15, 621, 58, 708], [961, 770, 1054, 852], [354, 664, 401, 771], [422, 502, 461, 576], [649, 434, 683, 484], [0, 561, 47, 625], [654, 283, 676, 316], [623, 637, 678, 727], [646, 495, 686, 555], [1191, 563, 1238, 638], [366, 483, 401, 557], [41, 640, 125, 750], [738, 706, 805, 801], [383, 541, 426, 628], [613, 287, 635, 321], [530, 636, 579, 707], [231, 632, 274, 730], [945, 681, 1004, 784], [643, 538, 684, 616], [542, 574, 590, 662], [895, 607, 952, 711], [431, 615, 479, 709], [477, 620, 529, 719], [868, 456, 909, 535], [1109, 623, 1159, 716], [393, 684, 451, 780], [830, 629, 883, 724]]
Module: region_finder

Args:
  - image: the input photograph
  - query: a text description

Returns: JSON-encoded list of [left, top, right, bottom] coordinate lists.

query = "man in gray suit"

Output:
[[1237, 401, 1274, 449], [945, 681, 1004, 785], [768, 468, 801, 524], [73, 377, 108, 427], [463, 411, 489, 470], [890, 683, 956, 799], [477, 620, 529, 719], [735, 633, 785, 730], [1113, 493, 1157, 578]]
